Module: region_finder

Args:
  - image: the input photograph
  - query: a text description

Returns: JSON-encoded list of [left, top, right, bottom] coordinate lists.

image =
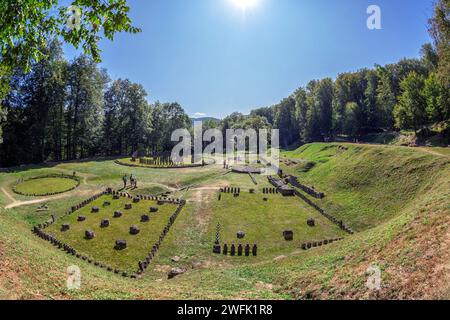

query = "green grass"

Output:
[[14, 177, 79, 196], [45, 194, 179, 273], [1, 143, 449, 300], [210, 192, 346, 258], [281, 143, 450, 231]]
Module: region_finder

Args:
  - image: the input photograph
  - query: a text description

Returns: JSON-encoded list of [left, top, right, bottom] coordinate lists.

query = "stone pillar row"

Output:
[[301, 237, 344, 250], [31, 188, 187, 279], [135, 201, 186, 276], [293, 190, 354, 235], [214, 243, 258, 257]]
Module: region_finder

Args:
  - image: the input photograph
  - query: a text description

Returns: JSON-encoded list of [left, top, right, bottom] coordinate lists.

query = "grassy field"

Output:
[[45, 194, 179, 273], [14, 176, 79, 196], [211, 192, 345, 258], [0, 143, 449, 299]]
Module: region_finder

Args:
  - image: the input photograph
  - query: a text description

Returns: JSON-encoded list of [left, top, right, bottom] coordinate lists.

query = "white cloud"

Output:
[[193, 112, 207, 118]]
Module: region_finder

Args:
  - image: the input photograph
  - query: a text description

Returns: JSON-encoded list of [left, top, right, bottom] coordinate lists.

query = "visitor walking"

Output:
[[122, 174, 128, 189], [130, 174, 135, 189]]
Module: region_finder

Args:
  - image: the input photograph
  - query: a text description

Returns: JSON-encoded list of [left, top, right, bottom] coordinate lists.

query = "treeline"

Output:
[[220, 43, 449, 148], [0, 41, 191, 167], [219, 1, 450, 147]]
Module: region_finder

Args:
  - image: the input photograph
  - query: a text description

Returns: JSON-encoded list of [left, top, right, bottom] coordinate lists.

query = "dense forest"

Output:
[[0, 40, 191, 166], [0, 0, 449, 167]]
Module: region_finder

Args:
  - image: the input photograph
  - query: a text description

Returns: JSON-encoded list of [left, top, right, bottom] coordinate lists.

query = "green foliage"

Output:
[[394, 72, 427, 132], [429, 0, 450, 89], [0, 0, 140, 143], [0, 0, 140, 74], [424, 72, 448, 122], [104, 79, 152, 155], [0, 42, 192, 167]]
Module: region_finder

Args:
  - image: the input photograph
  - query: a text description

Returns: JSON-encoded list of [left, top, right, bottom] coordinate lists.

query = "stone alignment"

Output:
[[114, 157, 208, 169], [12, 173, 81, 197], [287, 175, 325, 199], [301, 237, 343, 250], [293, 190, 354, 234], [31, 188, 186, 279], [267, 176, 295, 196], [220, 244, 258, 257]]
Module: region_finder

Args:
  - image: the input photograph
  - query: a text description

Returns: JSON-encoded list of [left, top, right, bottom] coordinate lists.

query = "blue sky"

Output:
[[64, 0, 435, 119]]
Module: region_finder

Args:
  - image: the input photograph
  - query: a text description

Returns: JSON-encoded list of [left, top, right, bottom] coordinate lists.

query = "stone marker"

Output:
[[103, 201, 111, 207], [85, 230, 95, 240], [150, 207, 158, 213], [237, 244, 243, 256], [283, 230, 294, 241], [125, 203, 132, 210], [100, 219, 110, 228], [91, 206, 100, 213], [237, 231, 246, 239], [213, 244, 221, 254], [223, 244, 228, 255], [252, 244, 258, 256], [77, 216, 86, 222], [230, 244, 236, 256], [141, 214, 150, 222], [61, 223, 70, 232], [307, 218, 315, 227], [168, 268, 187, 279], [245, 244, 250, 256], [130, 225, 140, 235], [114, 211, 122, 218]]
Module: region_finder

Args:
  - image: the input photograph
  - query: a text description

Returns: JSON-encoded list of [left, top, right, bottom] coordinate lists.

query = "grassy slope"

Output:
[[0, 143, 449, 299], [281, 143, 449, 231]]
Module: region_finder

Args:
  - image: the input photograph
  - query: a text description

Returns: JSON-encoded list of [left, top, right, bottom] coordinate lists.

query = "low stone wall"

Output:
[[114, 159, 206, 169], [135, 199, 186, 276], [13, 173, 81, 197], [31, 188, 186, 279], [262, 187, 278, 194], [293, 190, 354, 234], [301, 237, 343, 250], [214, 243, 258, 257], [287, 175, 325, 199], [220, 187, 241, 194]]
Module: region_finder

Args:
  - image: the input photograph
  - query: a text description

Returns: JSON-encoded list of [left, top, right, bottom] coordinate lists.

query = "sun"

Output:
[[230, 0, 259, 10]]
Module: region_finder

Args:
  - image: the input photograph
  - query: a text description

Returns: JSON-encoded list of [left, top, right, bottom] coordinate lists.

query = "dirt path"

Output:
[[0, 187, 16, 204], [2, 188, 96, 210]]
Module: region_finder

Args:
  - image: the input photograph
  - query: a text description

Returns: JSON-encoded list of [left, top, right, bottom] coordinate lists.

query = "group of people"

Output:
[[122, 174, 138, 189]]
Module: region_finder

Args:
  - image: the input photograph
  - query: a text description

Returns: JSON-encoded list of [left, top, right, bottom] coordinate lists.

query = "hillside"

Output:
[[0, 143, 449, 299]]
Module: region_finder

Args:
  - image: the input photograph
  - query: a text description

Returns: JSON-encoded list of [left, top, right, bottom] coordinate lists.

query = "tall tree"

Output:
[[424, 72, 448, 123], [274, 97, 298, 147], [294, 87, 309, 143], [429, 0, 450, 113], [394, 72, 427, 132], [66, 56, 108, 159], [0, 0, 140, 142]]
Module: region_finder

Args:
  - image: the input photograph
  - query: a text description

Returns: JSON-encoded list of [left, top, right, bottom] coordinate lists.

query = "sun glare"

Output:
[[230, 0, 259, 10]]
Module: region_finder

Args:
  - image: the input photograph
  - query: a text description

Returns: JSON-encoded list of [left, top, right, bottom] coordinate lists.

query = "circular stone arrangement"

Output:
[[13, 174, 81, 197], [114, 156, 215, 169]]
